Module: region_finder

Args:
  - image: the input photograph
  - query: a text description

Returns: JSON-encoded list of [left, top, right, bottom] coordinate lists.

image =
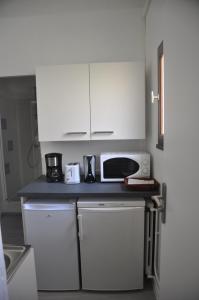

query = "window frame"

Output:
[[156, 41, 164, 150]]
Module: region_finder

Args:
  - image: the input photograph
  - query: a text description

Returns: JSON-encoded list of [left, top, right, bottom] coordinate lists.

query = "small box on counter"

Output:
[[124, 177, 159, 191]]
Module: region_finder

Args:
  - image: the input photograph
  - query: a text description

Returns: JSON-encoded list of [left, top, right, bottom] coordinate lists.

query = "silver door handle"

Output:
[[65, 132, 87, 135], [151, 183, 167, 224], [92, 131, 114, 134]]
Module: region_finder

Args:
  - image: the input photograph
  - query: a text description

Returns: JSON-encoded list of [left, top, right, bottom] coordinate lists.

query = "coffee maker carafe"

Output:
[[45, 153, 64, 182], [83, 155, 96, 183]]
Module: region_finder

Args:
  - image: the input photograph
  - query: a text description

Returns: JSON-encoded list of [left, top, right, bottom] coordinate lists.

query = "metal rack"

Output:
[[145, 183, 167, 289]]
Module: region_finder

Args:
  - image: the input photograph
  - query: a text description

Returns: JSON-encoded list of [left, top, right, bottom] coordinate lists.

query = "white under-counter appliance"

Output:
[[22, 199, 80, 291], [100, 152, 150, 182], [77, 199, 145, 291]]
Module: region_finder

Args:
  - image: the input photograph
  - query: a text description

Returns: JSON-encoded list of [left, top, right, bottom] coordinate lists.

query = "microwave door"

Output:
[[103, 157, 140, 181]]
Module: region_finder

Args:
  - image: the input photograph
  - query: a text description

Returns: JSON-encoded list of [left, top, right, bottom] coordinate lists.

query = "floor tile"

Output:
[[38, 287, 155, 300]]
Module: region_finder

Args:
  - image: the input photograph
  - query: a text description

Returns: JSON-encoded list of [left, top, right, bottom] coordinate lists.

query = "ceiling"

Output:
[[0, 0, 149, 18]]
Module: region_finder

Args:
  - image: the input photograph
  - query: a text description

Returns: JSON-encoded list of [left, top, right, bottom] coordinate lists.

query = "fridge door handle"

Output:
[[145, 211, 150, 274], [92, 131, 114, 134], [78, 214, 83, 240], [79, 207, 138, 213]]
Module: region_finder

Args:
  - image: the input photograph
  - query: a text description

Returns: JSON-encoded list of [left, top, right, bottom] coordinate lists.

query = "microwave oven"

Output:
[[100, 152, 150, 182]]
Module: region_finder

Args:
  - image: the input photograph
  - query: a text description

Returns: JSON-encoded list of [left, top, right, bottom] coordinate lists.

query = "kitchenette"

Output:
[[18, 176, 159, 292], [0, 52, 166, 300], [1, 1, 199, 300], [15, 147, 161, 295], [15, 59, 160, 294], [2, 59, 162, 300]]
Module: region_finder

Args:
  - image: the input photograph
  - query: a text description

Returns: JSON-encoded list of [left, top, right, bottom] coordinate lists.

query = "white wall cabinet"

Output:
[[36, 64, 90, 141], [36, 62, 145, 141], [90, 62, 145, 140]]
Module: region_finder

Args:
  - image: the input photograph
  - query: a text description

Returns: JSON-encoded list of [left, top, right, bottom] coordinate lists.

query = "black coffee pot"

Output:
[[45, 153, 64, 182]]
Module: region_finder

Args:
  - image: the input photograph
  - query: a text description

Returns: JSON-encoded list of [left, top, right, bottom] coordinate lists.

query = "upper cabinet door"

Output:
[[36, 64, 90, 141], [90, 62, 145, 140]]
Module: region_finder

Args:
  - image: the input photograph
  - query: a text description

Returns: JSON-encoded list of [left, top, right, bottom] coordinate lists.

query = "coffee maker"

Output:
[[45, 153, 64, 182], [83, 155, 96, 183]]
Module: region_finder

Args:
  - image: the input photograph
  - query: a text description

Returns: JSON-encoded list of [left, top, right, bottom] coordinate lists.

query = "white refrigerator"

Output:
[[77, 199, 145, 291], [22, 200, 80, 291]]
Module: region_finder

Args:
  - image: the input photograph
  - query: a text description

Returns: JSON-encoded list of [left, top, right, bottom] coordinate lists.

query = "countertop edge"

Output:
[[17, 176, 160, 199], [17, 191, 158, 198]]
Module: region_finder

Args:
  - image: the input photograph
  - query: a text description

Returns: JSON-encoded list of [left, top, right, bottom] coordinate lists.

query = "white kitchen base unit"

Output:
[[22, 200, 80, 291], [8, 248, 38, 300], [77, 199, 145, 291]]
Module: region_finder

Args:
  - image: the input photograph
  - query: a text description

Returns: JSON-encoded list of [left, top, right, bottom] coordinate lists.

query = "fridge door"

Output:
[[22, 201, 79, 290], [78, 205, 144, 290]]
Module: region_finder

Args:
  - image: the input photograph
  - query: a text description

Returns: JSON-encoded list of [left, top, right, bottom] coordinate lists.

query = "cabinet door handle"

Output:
[[92, 131, 114, 134], [77, 214, 83, 241], [65, 131, 87, 135]]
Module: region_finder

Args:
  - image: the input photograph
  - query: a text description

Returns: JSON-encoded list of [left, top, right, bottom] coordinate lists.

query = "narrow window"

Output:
[[156, 41, 164, 150]]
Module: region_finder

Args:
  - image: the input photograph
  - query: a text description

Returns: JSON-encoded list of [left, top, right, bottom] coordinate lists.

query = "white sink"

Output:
[[3, 244, 28, 281]]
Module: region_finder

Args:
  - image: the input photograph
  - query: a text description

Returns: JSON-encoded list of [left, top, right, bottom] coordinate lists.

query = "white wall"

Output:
[[146, 1, 199, 299], [0, 0, 146, 175], [41, 140, 146, 174], [0, 0, 145, 76]]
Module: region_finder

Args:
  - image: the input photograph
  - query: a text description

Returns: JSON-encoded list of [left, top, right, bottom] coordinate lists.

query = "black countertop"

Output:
[[17, 176, 159, 199]]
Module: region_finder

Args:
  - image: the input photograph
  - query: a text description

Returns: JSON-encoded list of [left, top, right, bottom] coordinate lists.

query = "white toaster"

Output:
[[64, 163, 80, 184]]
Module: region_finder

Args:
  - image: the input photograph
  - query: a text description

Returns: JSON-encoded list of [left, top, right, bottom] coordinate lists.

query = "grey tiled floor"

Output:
[[38, 286, 155, 300], [1, 213, 155, 300]]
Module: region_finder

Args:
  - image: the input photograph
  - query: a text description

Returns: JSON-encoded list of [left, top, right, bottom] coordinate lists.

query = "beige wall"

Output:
[[0, 0, 145, 76], [0, 0, 147, 179], [146, 1, 199, 299], [40, 140, 146, 174]]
